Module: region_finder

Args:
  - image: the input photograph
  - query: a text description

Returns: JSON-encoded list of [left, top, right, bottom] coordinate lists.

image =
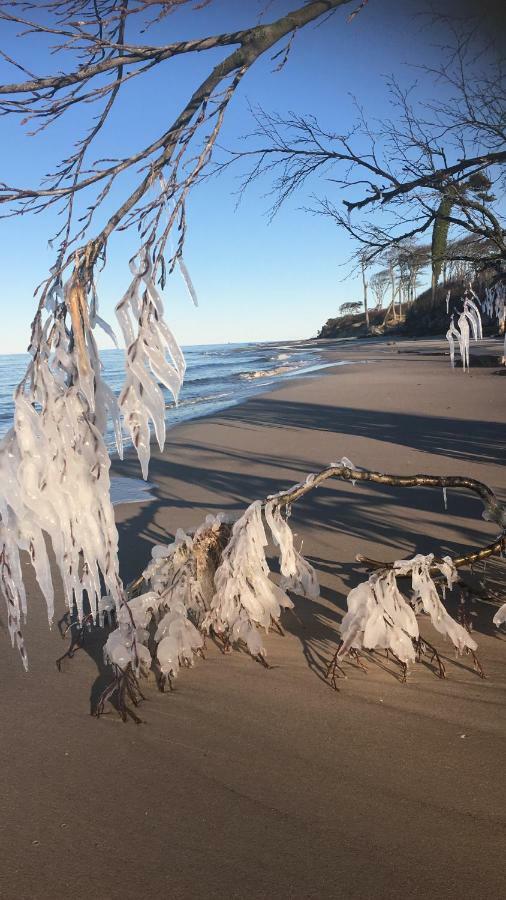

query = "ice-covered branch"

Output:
[[265, 463, 506, 535], [92, 454, 504, 719], [0, 0, 353, 266]]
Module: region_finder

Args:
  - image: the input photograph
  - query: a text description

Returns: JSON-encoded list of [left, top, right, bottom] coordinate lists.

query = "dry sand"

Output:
[[1, 337, 505, 899]]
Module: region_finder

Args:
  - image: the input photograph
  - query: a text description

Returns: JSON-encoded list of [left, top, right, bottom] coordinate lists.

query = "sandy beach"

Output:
[[1, 337, 505, 900]]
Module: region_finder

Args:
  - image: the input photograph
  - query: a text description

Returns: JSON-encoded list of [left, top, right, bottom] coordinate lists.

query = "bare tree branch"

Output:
[[214, 28, 505, 269], [0, 0, 359, 327]]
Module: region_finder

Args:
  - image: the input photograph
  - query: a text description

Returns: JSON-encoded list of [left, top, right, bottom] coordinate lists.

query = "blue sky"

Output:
[[0, 0, 496, 352]]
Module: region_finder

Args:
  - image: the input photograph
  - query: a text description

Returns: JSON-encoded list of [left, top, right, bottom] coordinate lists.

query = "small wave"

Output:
[[169, 391, 233, 408], [110, 476, 156, 505], [240, 363, 302, 380]]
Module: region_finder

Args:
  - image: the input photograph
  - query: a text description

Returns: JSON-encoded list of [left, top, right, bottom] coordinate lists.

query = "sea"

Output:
[[0, 340, 343, 452]]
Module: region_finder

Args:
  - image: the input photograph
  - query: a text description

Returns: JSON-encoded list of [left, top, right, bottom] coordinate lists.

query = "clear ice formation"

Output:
[[446, 293, 483, 372], [0, 246, 186, 666], [493, 603, 506, 628], [481, 282, 506, 363], [116, 250, 185, 479], [203, 502, 295, 658], [447, 283, 506, 370], [265, 502, 319, 600], [139, 501, 319, 669], [338, 554, 477, 665]]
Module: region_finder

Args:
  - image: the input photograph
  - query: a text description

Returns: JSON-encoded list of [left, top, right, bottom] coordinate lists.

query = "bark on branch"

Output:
[[266, 464, 505, 572]]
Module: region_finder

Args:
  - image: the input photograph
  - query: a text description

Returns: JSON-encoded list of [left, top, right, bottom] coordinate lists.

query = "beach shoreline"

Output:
[[1, 335, 505, 899]]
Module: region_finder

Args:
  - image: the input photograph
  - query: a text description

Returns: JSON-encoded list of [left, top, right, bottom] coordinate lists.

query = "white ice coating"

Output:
[[115, 250, 186, 479], [447, 284, 506, 370], [203, 502, 294, 657], [140, 500, 319, 670], [265, 502, 319, 600], [0, 294, 124, 668], [481, 282, 506, 363], [339, 573, 418, 664], [493, 603, 506, 628], [141, 523, 219, 677], [145, 525, 211, 627], [446, 293, 484, 372], [156, 612, 203, 678], [338, 553, 477, 665], [102, 577, 204, 681], [0, 244, 189, 668]]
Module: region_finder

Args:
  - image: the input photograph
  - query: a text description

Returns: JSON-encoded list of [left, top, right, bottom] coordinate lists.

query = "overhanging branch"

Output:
[[267, 463, 505, 572]]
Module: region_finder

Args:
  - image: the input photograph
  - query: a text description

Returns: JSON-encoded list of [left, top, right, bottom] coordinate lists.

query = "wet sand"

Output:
[[1, 337, 505, 899]]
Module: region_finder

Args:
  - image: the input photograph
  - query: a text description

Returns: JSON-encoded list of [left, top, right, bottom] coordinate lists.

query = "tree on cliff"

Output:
[[217, 25, 505, 278]]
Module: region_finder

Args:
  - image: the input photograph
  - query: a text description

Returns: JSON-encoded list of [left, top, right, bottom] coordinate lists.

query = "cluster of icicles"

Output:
[[103, 484, 505, 686], [446, 282, 505, 370], [103, 499, 320, 681], [483, 282, 506, 364], [0, 249, 185, 668], [0, 255, 504, 682]]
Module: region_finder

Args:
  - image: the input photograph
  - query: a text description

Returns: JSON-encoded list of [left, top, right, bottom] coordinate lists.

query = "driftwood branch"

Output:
[[266, 464, 505, 572], [126, 464, 505, 601]]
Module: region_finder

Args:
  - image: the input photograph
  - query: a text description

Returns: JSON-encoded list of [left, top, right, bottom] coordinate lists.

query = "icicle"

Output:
[[493, 604, 506, 627], [203, 502, 293, 656], [265, 501, 319, 600], [446, 316, 459, 368], [116, 247, 186, 479], [0, 270, 130, 665], [457, 310, 470, 372], [177, 256, 198, 307], [463, 297, 482, 341], [446, 286, 489, 372], [338, 552, 477, 667]]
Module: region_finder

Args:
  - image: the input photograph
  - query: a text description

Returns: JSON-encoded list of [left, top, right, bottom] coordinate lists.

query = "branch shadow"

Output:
[[212, 397, 505, 466]]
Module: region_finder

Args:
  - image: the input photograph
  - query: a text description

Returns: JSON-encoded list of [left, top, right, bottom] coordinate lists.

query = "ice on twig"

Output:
[[493, 603, 506, 628], [0, 241, 187, 667], [116, 249, 185, 479], [0, 296, 126, 666], [177, 256, 198, 307], [446, 290, 484, 372], [265, 502, 319, 600], [338, 553, 477, 666], [481, 282, 506, 364], [203, 501, 293, 656], [330, 456, 357, 484]]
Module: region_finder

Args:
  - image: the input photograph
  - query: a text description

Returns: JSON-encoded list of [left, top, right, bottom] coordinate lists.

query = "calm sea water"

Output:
[[0, 341, 338, 451]]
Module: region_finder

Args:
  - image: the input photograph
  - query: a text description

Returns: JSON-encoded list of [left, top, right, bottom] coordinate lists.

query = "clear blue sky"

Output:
[[0, 0, 497, 353]]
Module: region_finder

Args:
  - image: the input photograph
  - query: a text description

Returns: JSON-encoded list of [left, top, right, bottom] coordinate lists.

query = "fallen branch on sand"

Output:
[[88, 459, 505, 720]]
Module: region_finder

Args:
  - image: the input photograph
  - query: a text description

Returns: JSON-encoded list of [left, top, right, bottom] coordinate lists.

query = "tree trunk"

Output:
[[431, 193, 453, 306], [361, 260, 370, 331], [381, 298, 394, 328], [390, 265, 397, 322]]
